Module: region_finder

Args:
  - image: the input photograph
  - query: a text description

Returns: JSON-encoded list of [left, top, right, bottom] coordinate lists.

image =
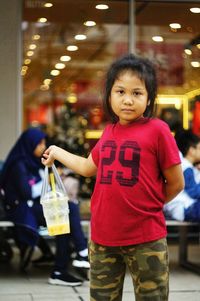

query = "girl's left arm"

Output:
[[162, 164, 185, 203]]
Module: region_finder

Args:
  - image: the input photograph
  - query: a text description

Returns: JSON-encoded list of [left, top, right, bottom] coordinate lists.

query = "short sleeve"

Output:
[[157, 121, 181, 170], [91, 139, 101, 167]]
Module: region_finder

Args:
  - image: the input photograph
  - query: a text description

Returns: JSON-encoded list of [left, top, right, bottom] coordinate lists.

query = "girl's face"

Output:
[[33, 138, 46, 157], [110, 71, 149, 125]]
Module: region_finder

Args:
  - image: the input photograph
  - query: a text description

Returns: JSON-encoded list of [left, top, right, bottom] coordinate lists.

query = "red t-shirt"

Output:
[[91, 118, 181, 246]]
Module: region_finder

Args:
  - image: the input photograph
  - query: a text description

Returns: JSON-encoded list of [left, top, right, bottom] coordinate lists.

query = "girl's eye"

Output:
[[133, 91, 142, 96], [117, 90, 124, 94]]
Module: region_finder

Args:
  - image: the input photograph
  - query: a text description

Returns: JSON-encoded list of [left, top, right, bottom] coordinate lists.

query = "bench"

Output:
[[166, 220, 200, 275], [0, 219, 199, 274]]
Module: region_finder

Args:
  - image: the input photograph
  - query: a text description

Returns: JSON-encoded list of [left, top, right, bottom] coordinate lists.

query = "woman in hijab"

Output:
[[0, 128, 54, 270], [0, 128, 83, 286]]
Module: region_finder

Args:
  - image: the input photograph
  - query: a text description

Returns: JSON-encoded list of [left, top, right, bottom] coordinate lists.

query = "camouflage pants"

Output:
[[89, 238, 169, 301]]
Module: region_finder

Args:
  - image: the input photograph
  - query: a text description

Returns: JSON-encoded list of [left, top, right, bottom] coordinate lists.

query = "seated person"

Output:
[[0, 128, 54, 270], [0, 128, 82, 286], [164, 130, 200, 222]]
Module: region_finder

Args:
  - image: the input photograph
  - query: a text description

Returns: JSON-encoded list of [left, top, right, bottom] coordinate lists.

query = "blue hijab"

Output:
[[0, 128, 46, 186]]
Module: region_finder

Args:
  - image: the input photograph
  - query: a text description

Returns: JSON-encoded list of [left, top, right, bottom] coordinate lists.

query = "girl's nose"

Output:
[[123, 95, 133, 104]]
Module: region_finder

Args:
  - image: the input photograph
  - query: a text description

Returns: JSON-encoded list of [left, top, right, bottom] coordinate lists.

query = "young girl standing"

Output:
[[42, 54, 184, 301]]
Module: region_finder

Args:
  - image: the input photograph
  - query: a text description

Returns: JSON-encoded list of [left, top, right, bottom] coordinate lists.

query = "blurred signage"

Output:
[[137, 42, 184, 86]]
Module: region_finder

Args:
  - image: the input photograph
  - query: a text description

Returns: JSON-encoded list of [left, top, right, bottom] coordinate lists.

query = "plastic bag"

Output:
[[40, 164, 70, 236]]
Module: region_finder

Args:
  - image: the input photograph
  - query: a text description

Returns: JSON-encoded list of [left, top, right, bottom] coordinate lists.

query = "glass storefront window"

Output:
[[22, 0, 129, 135], [22, 0, 200, 136], [22, 0, 129, 196], [135, 0, 200, 133]]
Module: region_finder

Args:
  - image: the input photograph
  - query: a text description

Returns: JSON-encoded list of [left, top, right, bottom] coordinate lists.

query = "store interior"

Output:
[[22, 0, 200, 194]]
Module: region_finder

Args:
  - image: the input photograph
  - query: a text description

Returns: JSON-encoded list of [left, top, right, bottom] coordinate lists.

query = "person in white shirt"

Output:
[[164, 130, 200, 222]]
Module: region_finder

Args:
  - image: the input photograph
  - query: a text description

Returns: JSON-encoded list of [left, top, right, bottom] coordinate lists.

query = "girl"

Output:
[[42, 54, 184, 301]]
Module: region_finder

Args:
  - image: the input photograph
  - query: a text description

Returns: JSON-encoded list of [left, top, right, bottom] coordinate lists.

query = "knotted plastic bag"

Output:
[[40, 164, 70, 236]]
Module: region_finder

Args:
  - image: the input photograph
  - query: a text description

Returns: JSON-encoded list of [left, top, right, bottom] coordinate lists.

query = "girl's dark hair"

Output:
[[103, 53, 157, 123]]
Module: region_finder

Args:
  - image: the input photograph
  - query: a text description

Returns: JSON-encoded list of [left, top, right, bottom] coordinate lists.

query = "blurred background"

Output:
[[1, 0, 200, 195]]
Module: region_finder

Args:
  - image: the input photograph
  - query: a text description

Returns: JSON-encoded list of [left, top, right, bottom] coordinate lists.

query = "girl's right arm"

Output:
[[42, 145, 97, 177]]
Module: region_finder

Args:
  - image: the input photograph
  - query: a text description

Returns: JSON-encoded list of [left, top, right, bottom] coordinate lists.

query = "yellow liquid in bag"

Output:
[[48, 223, 70, 236]]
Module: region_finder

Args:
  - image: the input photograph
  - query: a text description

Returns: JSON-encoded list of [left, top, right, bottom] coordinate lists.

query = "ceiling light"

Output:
[[67, 45, 78, 51], [74, 34, 87, 40], [190, 7, 200, 13], [40, 84, 49, 91], [21, 69, 27, 76], [169, 23, 181, 29], [50, 70, 60, 76], [22, 66, 28, 72], [55, 63, 66, 69], [184, 49, 192, 55], [152, 36, 164, 42], [29, 44, 37, 50], [44, 2, 53, 7], [95, 4, 109, 10], [191, 61, 200, 68], [84, 21, 96, 27], [43, 79, 52, 85], [37, 17, 47, 23], [60, 55, 71, 62], [24, 58, 31, 65], [32, 35, 40, 40], [27, 51, 34, 56]]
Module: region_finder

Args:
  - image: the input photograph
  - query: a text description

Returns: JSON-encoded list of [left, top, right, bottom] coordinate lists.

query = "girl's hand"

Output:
[[41, 145, 58, 166]]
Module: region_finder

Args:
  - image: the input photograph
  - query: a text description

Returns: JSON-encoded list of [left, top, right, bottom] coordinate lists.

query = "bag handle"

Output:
[[41, 165, 49, 199], [40, 164, 68, 201], [51, 164, 66, 194]]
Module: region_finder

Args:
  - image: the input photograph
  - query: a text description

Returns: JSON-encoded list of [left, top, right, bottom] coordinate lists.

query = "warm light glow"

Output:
[[84, 21, 96, 27], [21, 66, 28, 76], [27, 51, 34, 56], [22, 66, 28, 72], [60, 55, 71, 62], [184, 49, 192, 55], [32, 34, 40, 40], [191, 61, 200, 68], [40, 84, 49, 91], [186, 88, 200, 99], [152, 36, 164, 42], [85, 130, 103, 139], [156, 96, 182, 109], [21, 69, 27, 76], [24, 58, 31, 65], [95, 4, 109, 10], [67, 45, 78, 51], [156, 90, 200, 131], [55, 63, 66, 69], [38, 17, 47, 23], [29, 44, 37, 50], [169, 23, 181, 29], [44, 79, 52, 85], [196, 44, 200, 49], [67, 93, 77, 103], [50, 70, 60, 76], [190, 7, 200, 13], [74, 34, 87, 40], [44, 2, 53, 7]]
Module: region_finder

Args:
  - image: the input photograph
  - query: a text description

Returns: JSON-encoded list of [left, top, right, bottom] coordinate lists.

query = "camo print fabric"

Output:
[[89, 238, 169, 301]]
